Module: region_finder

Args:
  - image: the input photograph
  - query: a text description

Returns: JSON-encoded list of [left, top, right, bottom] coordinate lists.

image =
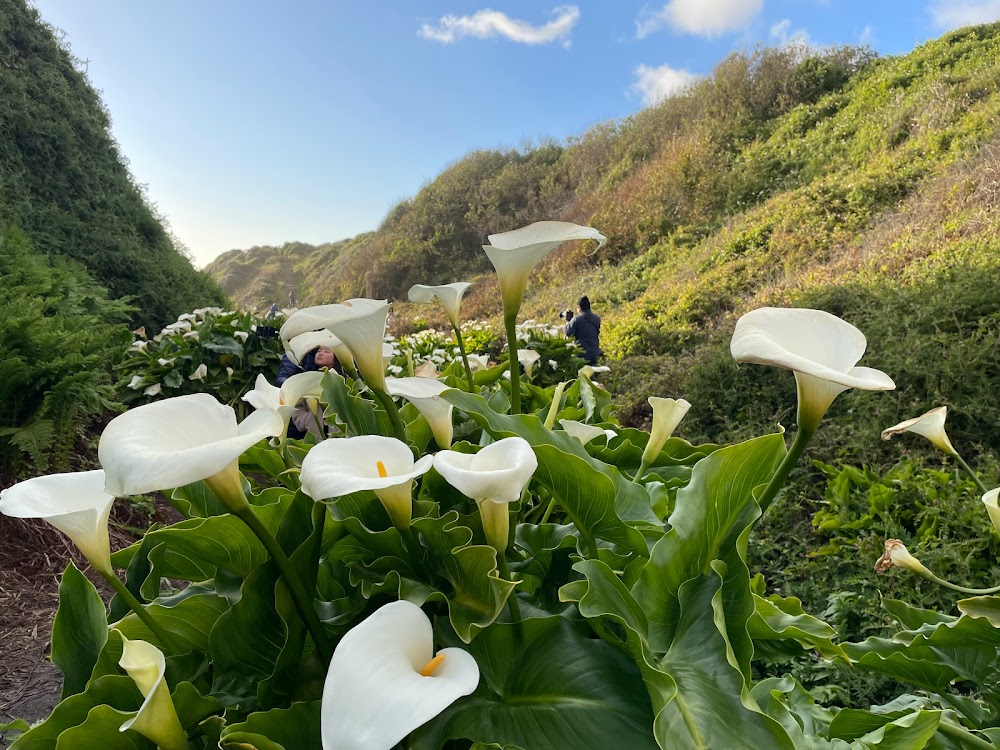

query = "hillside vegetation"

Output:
[[209, 26, 1000, 465], [0, 0, 226, 330]]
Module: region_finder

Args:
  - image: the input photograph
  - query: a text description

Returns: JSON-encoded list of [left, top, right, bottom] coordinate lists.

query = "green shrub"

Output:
[[0, 227, 132, 474]]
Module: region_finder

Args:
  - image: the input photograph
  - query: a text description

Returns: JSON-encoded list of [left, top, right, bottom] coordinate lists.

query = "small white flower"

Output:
[[881, 406, 957, 456], [183, 331, 200, 342], [143, 383, 162, 397], [189, 364, 208, 381], [233, 331, 249, 342], [128, 375, 145, 390], [157, 358, 175, 367], [549, 359, 558, 370]]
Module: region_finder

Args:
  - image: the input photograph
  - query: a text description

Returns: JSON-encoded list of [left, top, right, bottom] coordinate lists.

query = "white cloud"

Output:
[[636, 0, 764, 39], [419, 5, 580, 46], [929, 0, 1000, 28], [631, 64, 701, 106], [769, 17, 813, 47]]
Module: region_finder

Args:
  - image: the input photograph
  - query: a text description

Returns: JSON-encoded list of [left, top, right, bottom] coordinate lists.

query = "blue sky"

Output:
[[29, 0, 999, 267]]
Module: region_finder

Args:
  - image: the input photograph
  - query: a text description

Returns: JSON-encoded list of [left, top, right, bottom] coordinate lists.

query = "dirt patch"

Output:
[[0, 498, 176, 730]]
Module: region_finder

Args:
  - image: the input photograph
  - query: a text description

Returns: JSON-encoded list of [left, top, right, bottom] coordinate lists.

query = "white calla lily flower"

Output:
[[385, 377, 454, 448], [300, 435, 433, 530], [243, 371, 325, 426], [517, 349, 541, 379], [100, 394, 284, 510], [407, 283, 473, 328], [117, 635, 188, 750], [559, 419, 617, 445], [467, 354, 490, 372], [579, 365, 610, 379], [641, 397, 692, 469], [483, 221, 606, 316], [881, 406, 957, 456], [0, 470, 114, 574], [434, 437, 537, 552], [730, 307, 895, 431], [321, 600, 479, 750], [319, 300, 391, 391], [143, 383, 161, 397], [280, 303, 365, 343], [188, 363, 208, 381], [983, 489, 1000, 538]]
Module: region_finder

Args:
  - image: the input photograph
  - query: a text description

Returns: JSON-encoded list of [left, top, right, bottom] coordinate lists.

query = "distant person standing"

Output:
[[265, 303, 280, 319], [564, 295, 602, 366]]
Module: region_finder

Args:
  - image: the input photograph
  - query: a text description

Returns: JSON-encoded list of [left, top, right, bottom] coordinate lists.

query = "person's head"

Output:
[[314, 346, 335, 368], [577, 295, 591, 313]]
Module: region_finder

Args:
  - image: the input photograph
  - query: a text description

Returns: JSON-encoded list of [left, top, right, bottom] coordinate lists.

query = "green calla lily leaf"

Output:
[[52, 562, 108, 699]]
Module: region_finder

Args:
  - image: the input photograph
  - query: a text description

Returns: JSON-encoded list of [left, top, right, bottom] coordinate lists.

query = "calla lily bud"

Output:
[[983, 489, 1000, 538], [0, 470, 114, 575], [874, 539, 932, 576], [321, 600, 479, 750], [730, 307, 895, 432], [881, 406, 957, 456], [385, 377, 455, 448], [640, 397, 691, 467], [117, 635, 189, 750], [323, 300, 391, 392], [300, 435, 433, 531], [483, 221, 606, 317], [100, 394, 283, 511], [434, 437, 537, 553], [408, 283, 473, 328]]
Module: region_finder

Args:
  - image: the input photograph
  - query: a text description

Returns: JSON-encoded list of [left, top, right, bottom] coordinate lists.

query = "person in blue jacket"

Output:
[[275, 346, 339, 438], [563, 295, 602, 366]]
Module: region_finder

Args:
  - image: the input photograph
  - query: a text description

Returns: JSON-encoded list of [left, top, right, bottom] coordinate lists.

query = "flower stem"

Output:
[[102, 572, 183, 655], [371, 388, 408, 443], [451, 323, 476, 393], [954, 453, 991, 495], [756, 426, 816, 515], [912, 565, 1000, 595], [539, 498, 557, 525], [936, 722, 996, 750], [495, 553, 522, 625], [232, 505, 334, 665], [504, 313, 521, 414], [635, 458, 652, 483]]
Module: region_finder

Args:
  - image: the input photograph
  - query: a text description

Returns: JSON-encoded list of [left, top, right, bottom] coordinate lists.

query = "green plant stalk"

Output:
[[371, 387, 408, 443], [232, 505, 334, 665], [954, 453, 991, 496], [936, 722, 996, 750], [504, 313, 521, 414], [908, 564, 1000, 595], [451, 322, 476, 393], [102, 572, 183, 655], [539, 498, 557, 525], [635, 458, 653, 483], [756, 426, 816, 515]]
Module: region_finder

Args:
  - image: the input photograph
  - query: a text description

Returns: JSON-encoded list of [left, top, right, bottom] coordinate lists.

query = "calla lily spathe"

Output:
[[321, 600, 479, 750], [319, 300, 391, 391], [117, 635, 189, 750], [100, 394, 284, 507], [243, 371, 326, 426], [434, 437, 537, 552], [0, 470, 114, 574], [983, 488, 1000, 538], [517, 349, 541, 379], [730, 307, 895, 431], [408, 283, 473, 328], [385, 376, 455, 448], [559, 419, 617, 445], [483, 221, 606, 316], [881, 406, 957, 455], [300, 435, 433, 530], [641, 397, 692, 467]]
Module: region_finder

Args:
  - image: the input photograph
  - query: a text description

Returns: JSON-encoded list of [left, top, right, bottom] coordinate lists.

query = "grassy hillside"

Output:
[[209, 27, 1000, 463], [0, 0, 226, 329]]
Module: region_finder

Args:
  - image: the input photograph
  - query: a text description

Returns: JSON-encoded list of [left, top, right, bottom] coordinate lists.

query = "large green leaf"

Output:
[[321, 370, 390, 437], [51, 562, 108, 699], [957, 595, 1000, 627], [54, 705, 152, 749], [220, 701, 322, 750], [112, 590, 230, 654], [444, 390, 655, 554], [413, 617, 659, 750], [749, 592, 846, 661], [10, 675, 142, 750], [631, 432, 785, 651]]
